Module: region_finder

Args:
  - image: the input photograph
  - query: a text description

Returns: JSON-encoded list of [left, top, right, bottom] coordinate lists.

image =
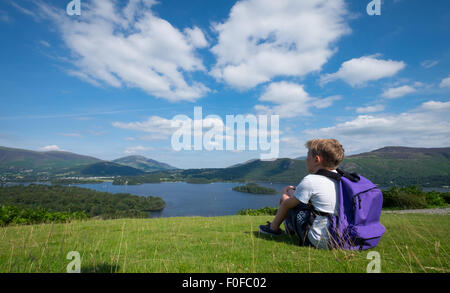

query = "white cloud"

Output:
[[440, 76, 450, 88], [113, 116, 176, 139], [39, 40, 51, 47], [10, 1, 37, 18], [320, 54, 405, 87], [210, 0, 351, 90], [36, 0, 209, 102], [303, 100, 450, 154], [39, 145, 64, 151], [124, 145, 154, 154], [113, 112, 280, 145], [421, 60, 439, 69], [255, 82, 340, 119], [355, 105, 385, 113], [184, 26, 209, 48], [382, 85, 416, 99]]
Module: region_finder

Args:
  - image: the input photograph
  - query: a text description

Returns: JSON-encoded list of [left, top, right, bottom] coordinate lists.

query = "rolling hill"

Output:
[[1, 146, 449, 187], [114, 147, 450, 187], [113, 155, 177, 172], [0, 146, 101, 175]]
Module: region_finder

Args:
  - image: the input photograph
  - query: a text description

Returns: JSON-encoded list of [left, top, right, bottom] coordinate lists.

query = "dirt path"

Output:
[[383, 207, 450, 215]]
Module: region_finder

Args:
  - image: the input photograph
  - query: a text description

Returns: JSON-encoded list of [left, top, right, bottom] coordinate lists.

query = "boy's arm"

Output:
[[280, 185, 296, 204], [271, 194, 300, 231]]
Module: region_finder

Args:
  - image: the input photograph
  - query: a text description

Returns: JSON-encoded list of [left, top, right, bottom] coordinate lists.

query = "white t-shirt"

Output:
[[293, 170, 339, 249]]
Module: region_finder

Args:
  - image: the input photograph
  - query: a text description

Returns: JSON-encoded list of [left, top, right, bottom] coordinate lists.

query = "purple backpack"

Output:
[[317, 169, 386, 250]]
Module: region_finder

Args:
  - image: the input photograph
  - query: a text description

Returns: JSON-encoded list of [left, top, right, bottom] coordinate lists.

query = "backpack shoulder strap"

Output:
[[336, 168, 360, 182], [315, 169, 342, 181], [305, 169, 342, 218], [315, 168, 361, 182]]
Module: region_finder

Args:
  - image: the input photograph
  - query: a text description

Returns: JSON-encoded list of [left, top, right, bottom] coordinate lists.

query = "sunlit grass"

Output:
[[0, 214, 448, 273]]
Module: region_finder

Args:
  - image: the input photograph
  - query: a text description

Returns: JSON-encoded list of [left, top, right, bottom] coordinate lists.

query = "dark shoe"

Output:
[[259, 221, 283, 236]]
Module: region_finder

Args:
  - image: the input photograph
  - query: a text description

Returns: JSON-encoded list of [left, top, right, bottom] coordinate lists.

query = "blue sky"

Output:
[[0, 0, 449, 169]]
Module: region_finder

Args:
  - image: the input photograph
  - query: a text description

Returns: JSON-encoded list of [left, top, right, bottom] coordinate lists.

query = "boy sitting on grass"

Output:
[[259, 138, 344, 249]]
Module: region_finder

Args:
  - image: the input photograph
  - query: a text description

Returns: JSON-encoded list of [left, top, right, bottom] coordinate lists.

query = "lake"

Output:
[[73, 181, 286, 218], [6, 181, 448, 218]]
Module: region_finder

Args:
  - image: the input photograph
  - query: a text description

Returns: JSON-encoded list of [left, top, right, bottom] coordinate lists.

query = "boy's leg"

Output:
[[270, 196, 300, 232]]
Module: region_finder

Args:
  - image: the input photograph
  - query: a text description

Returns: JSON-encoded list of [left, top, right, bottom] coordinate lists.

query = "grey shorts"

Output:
[[284, 203, 315, 247]]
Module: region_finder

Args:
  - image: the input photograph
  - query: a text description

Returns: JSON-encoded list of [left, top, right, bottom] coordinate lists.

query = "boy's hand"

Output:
[[282, 185, 296, 195]]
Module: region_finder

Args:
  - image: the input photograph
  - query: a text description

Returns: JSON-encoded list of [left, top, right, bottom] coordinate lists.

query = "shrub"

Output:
[[233, 183, 277, 195], [382, 186, 449, 209], [237, 206, 277, 216], [441, 192, 450, 204], [0, 205, 89, 226], [382, 186, 428, 209], [425, 191, 447, 207]]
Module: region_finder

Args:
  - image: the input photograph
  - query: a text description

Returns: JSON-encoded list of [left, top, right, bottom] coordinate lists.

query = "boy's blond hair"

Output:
[[305, 138, 344, 169]]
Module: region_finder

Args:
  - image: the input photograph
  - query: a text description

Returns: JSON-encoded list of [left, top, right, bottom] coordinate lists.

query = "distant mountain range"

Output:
[[1, 145, 449, 187], [114, 146, 450, 187], [0, 146, 177, 178]]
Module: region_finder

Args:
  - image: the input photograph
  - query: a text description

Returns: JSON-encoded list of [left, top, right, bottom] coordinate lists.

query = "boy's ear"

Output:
[[314, 155, 322, 165]]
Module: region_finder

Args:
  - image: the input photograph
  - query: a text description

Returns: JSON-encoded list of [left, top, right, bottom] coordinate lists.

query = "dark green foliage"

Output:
[[113, 174, 161, 185], [239, 187, 449, 215], [0, 205, 88, 226], [382, 186, 449, 209], [237, 206, 277, 216], [185, 178, 212, 184], [424, 191, 447, 207], [232, 183, 277, 194], [80, 162, 145, 176], [50, 178, 104, 184], [441, 192, 450, 204], [0, 184, 165, 219]]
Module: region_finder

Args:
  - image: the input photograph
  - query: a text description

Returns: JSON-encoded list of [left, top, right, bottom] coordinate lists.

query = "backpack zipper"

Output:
[[352, 187, 378, 210]]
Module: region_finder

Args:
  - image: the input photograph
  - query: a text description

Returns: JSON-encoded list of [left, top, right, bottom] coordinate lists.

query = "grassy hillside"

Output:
[[113, 155, 177, 172], [0, 213, 448, 273], [2, 146, 449, 187], [0, 146, 101, 175]]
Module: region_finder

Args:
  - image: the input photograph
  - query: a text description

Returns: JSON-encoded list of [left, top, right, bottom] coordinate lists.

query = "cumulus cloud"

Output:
[[210, 0, 351, 90], [440, 76, 450, 88], [382, 85, 416, 99], [303, 100, 450, 154], [39, 145, 64, 151], [112, 116, 177, 139], [355, 105, 385, 113], [112, 112, 281, 151], [255, 82, 340, 119], [36, 0, 209, 102], [320, 54, 405, 87], [184, 26, 209, 48]]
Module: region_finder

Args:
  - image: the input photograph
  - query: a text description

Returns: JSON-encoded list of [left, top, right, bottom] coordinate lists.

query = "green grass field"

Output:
[[0, 213, 448, 273]]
